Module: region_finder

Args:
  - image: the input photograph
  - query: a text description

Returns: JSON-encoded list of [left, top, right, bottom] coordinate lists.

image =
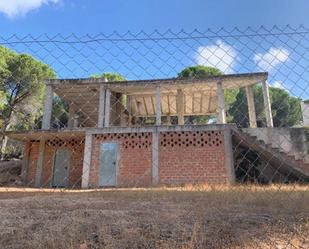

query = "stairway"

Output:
[[232, 127, 309, 181]]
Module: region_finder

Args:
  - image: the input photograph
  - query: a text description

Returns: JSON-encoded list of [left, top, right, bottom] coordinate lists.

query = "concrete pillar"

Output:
[[81, 133, 92, 188], [223, 128, 235, 184], [166, 115, 171, 125], [104, 88, 111, 127], [35, 139, 45, 187], [21, 141, 30, 184], [176, 89, 185, 125], [73, 113, 80, 128], [42, 85, 53, 130], [301, 101, 309, 126], [156, 86, 161, 125], [216, 82, 226, 124], [68, 104, 76, 129], [152, 130, 159, 184], [126, 95, 132, 126], [262, 80, 274, 127], [97, 85, 106, 128], [245, 86, 257, 128]]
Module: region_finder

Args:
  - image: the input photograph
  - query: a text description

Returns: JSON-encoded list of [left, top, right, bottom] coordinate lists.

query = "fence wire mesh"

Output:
[[0, 26, 308, 248]]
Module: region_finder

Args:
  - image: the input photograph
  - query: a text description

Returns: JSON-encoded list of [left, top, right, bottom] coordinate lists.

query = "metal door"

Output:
[[99, 143, 118, 186], [52, 148, 70, 187]]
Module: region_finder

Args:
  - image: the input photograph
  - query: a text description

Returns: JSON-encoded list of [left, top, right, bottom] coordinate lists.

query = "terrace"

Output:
[[41, 72, 271, 130]]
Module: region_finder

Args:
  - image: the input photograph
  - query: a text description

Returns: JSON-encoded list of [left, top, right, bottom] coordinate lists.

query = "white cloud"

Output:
[[0, 0, 60, 18], [272, 81, 284, 89], [272, 80, 289, 91], [195, 40, 237, 74], [254, 47, 289, 71]]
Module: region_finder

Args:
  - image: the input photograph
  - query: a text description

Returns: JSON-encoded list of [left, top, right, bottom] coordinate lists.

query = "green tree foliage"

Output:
[[0, 46, 55, 154], [271, 87, 302, 127], [51, 95, 69, 129], [178, 65, 223, 78], [91, 72, 126, 81], [229, 85, 302, 127]]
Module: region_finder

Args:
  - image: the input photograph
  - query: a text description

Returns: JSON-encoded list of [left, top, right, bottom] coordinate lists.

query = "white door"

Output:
[[52, 148, 70, 187], [99, 143, 118, 186]]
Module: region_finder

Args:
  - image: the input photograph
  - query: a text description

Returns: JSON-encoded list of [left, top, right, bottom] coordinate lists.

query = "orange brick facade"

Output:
[[159, 131, 228, 184], [89, 133, 152, 187], [24, 129, 231, 188], [26, 139, 84, 188]]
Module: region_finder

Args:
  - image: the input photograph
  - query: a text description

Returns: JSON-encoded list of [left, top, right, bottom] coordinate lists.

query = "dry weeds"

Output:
[[0, 184, 308, 249]]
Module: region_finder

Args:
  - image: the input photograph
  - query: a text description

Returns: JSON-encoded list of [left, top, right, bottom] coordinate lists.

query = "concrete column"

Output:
[[35, 139, 45, 187], [155, 86, 161, 125], [104, 89, 111, 127], [176, 89, 185, 125], [42, 85, 53, 130], [21, 141, 31, 184], [245, 86, 257, 128], [97, 85, 106, 128], [166, 115, 171, 125], [81, 133, 92, 188], [152, 130, 159, 184], [223, 128, 235, 184], [68, 104, 76, 129], [126, 95, 132, 126], [216, 82, 226, 124], [73, 113, 80, 128], [262, 80, 274, 127]]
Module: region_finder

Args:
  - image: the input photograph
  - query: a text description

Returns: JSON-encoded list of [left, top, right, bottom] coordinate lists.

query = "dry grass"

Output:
[[0, 184, 308, 249]]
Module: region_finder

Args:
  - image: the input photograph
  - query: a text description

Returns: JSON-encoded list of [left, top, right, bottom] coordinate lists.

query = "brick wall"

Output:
[[25, 129, 230, 188], [159, 130, 228, 184], [25, 139, 84, 188], [42, 139, 84, 188], [90, 133, 152, 187]]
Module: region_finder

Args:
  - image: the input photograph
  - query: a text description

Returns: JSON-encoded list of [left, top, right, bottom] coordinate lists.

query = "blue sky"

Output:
[[0, 0, 309, 33], [1, 0, 309, 98]]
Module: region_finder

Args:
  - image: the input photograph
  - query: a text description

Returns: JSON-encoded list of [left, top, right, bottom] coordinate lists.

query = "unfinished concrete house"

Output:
[[7, 72, 309, 188]]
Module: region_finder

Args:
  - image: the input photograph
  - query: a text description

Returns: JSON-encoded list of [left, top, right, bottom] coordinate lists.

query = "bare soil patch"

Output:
[[0, 160, 22, 187], [0, 185, 308, 249]]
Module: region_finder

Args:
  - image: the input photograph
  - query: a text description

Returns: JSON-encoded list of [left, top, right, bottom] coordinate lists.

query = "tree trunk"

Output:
[[0, 116, 12, 160], [0, 136, 8, 160]]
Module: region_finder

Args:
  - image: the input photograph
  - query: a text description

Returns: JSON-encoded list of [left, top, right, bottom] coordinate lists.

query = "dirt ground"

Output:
[[0, 185, 308, 249], [0, 160, 22, 186]]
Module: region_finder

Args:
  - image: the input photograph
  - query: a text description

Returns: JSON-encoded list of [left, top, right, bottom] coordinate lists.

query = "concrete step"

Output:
[[246, 131, 308, 163], [235, 128, 309, 178]]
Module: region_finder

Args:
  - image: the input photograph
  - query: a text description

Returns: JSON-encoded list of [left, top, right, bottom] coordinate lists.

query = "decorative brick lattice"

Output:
[[94, 133, 151, 149], [160, 131, 223, 148], [46, 139, 85, 147]]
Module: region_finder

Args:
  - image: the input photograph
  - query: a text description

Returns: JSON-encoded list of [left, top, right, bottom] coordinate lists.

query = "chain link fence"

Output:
[[0, 26, 308, 248]]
